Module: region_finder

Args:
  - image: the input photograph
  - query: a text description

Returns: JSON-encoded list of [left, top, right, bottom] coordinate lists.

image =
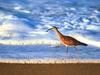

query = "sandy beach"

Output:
[[0, 63, 100, 75]]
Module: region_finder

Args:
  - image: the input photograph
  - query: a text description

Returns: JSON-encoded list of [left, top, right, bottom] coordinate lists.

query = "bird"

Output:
[[47, 26, 87, 52]]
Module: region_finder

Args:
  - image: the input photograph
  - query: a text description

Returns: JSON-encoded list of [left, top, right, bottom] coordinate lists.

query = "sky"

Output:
[[0, 0, 100, 41]]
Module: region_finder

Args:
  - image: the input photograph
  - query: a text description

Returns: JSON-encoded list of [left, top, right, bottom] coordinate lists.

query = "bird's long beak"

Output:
[[46, 28, 53, 32]]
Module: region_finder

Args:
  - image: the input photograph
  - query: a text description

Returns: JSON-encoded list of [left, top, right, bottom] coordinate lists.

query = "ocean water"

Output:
[[0, 0, 100, 62]]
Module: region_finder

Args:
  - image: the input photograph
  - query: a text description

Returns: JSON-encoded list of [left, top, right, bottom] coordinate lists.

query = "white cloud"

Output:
[[82, 18, 90, 23], [86, 25, 100, 31], [0, 11, 49, 39], [29, 31, 48, 35], [94, 10, 99, 13], [0, 20, 33, 31], [0, 12, 16, 20], [0, 16, 33, 38], [22, 10, 30, 13], [14, 6, 22, 10], [14, 6, 30, 13], [70, 7, 76, 11]]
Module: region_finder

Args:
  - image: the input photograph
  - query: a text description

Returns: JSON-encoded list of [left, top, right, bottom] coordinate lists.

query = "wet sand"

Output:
[[0, 63, 100, 75]]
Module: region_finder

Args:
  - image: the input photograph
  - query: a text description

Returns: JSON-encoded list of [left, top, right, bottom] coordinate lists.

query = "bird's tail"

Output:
[[80, 42, 88, 46]]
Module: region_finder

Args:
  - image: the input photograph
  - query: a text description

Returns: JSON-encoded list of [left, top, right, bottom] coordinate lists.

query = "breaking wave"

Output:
[[0, 39, 60, 45], [0, 58, 100, 64], [0, 34, 100, 48]]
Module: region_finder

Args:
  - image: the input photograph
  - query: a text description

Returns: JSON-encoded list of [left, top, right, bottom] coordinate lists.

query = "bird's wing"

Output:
[[63, 36, 82, 45]]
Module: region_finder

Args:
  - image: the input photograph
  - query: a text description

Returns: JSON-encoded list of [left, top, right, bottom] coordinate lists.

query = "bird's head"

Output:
[[47, 26, 58, 32]]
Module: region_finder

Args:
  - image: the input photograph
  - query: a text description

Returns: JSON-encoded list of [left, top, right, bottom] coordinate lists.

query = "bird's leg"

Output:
[[66, 46, 69, 53]]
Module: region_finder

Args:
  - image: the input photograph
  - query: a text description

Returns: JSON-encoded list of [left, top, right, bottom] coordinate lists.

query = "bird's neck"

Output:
[[53, 29, 63, 38]]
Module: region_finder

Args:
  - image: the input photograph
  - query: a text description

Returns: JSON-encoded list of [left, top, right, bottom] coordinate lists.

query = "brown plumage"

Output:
[[47, 26, 87, 52], [60, 35, 87, 46]]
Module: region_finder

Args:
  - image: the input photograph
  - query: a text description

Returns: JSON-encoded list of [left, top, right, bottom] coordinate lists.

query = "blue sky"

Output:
[[0, 0, 100, 40]]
